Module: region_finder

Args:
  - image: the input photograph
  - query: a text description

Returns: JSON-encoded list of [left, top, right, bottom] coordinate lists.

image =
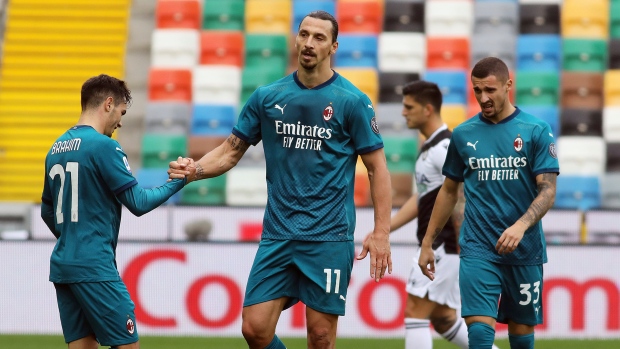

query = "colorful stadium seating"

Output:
[[202, 0, 244, 30], [199, 30, 244, 67], [156, 0, 202, 29]]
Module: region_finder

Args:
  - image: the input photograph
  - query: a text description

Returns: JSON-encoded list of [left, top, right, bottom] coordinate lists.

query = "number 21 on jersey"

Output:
[[48, 162, 79, 224]]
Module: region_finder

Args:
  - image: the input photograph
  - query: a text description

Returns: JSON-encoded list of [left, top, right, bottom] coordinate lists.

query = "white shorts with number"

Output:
[[406, 244, 461, 309]]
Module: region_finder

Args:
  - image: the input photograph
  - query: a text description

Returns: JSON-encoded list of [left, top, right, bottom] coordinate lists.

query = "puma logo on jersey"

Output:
[[467, 141, 478, 150], [339, 295, 346, 301], [367, 104, 373, 110], [549, 133, 554, 137], [274, 104, 286, 114], [116, 147, 123, 152]]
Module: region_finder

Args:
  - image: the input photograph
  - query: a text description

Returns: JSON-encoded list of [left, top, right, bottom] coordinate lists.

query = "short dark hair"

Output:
[[401, 80, 443, 114], [81, 74, 132, 112], [299, 10, 338, 42], [471, 57, 510, 83]]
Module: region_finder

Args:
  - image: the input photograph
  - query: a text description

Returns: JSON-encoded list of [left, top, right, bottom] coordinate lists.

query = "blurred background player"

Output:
[[168, 11, 392, 349], [419, 57, 559, 349], [371, 80, 499, 349], [41, 74, 186, 349]]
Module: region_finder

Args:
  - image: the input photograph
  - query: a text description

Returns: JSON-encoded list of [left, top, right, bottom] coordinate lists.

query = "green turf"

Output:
[[0, 335, 619, 349]]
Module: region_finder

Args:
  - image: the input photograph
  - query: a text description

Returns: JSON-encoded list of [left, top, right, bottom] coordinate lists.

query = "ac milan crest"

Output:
[[126, 318, 135, 334], [323, 104, 334, 121], [514, 135, 523, 152]]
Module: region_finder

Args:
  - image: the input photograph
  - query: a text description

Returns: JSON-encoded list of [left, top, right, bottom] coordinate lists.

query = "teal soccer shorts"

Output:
[[54, 281, 139, 346], [244, 239, 355, 316], [460, 256, 544, 325]]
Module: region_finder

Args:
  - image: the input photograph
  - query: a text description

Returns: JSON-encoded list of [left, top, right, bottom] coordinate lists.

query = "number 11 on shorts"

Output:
[[324, 269, 341, 294]]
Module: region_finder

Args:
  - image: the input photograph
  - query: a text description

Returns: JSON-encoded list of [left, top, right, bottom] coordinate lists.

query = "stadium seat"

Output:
[[181, 176, 227, 205], [516, 34, 562, 72], [244, 34, 288, 75], [148, 68, 192, 102], [151, 29, 200, 68], [519, 3, 560, 34], [141, 133, 188, 168], [586, 210, 620, 244], [612, 1, 620, 38], [391, 172, 414, 208], [378, 32, 426, 73], [515, 71, 559, 106], [603, 106, 620, 142], [199, 30, 244, 67], [135, 168, 180, 204], [383, 1, 424, 33], [202, 0, 244, 30], [519, 105, 560, 137], [383, 137, 418, 173], [241, 65, 286, 107], [562, 39, 608, 72], [604, 70, 620, 106], [601, 173, 620, 208], [187, 135, 227, 160], [561, 0, 609, 39], [610, 39, 620, 69], [336, 34, 378, 68], [424, 70, 467, 105], [560, 109, 602, 137], [375, 103, 418, 137], [192, 65, 241, 106], [144, 102, 192, 134], [225, 167, 268, 206], [425, 1, 473, 37], [554, 176, 601, 211], [471, 33, 517, 71], [442, 105, 467, 131], [245, 0, 291, 34], [156, 0, 201, 29], [557, 136, 606, 176], [191, 104, 236, 136], [337, 68, 379, 106], [473, 1, 518, 35], [606, 142, 620, 172], [236, 142, 266, 167], [426, 37, 469, 70], [379, 73, 420, 103], [292, 0, 336, 34], [336, 0, 383, 34], [560, 72, 604, 110]]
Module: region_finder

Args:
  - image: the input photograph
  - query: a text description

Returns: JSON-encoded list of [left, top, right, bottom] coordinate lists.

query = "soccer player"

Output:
[[419, 57, 559, 349], [169, 11, 392, 349], [41, 74, 186, 349]]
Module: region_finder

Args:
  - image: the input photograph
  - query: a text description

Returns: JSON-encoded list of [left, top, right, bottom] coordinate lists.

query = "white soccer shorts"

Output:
[[406, 244, 461, 309]]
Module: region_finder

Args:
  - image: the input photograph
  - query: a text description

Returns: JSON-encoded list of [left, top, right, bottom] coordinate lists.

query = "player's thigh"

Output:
[[54, 283, 95, 344], [306, 306, 339, 342], [497, 264, 544, 326], [296, 240, 355, 316], [243, 239, 300, 310], [459, 257, 502, 318], [69, 281, 139, 347], [407, 246, 461, 311], [242, 297, 289, 335]]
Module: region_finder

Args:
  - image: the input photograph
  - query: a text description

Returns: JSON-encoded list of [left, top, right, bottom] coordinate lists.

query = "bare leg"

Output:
[[306, 306, 339, 349], [242, 297, 289, 349]]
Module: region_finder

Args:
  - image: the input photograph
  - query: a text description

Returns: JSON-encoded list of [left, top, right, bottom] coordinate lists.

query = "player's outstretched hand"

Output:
[[357, 231, 392, 282], [495, 220, 527, 254], [168, 157, 195, 182], [418, 245, 436, 281]]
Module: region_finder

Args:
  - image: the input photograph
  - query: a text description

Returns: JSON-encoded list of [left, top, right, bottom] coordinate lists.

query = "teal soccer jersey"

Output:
[[442, 108, 559, 265], [42, 125, 137, 283], [233, 71, 383, 242]]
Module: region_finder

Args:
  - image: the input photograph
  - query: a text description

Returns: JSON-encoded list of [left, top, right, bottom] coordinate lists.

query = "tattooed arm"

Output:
[[495, 172, 557, 254], [418, 177, 460, 280], [168, 134, 250, 183]]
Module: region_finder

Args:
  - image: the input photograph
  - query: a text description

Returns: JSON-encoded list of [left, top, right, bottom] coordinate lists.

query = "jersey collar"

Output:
[[424, 124, 448, 145], [293, 70, 339, 90], [478, 106, 521, 125]]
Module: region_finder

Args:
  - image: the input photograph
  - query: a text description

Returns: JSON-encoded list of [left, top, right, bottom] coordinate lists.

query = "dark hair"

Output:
[[401, 80, 443, 114], [81, 74, 132, 112], [471, 57, 510, 83], [299, 10, 338, 42]]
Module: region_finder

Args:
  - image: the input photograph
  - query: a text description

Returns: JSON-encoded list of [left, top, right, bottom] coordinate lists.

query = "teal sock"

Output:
[[264, 334, 286, 349], [467, 322, 495, 349], [509, 333, 535, 349]]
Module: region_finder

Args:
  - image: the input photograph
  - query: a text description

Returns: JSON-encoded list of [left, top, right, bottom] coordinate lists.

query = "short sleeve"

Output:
[[531, 123, 560, 176], [97, 141, 138, 195], [348, 95, 383, 154], [233, 90, 263, 145], [442, 134, 465, 182]]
